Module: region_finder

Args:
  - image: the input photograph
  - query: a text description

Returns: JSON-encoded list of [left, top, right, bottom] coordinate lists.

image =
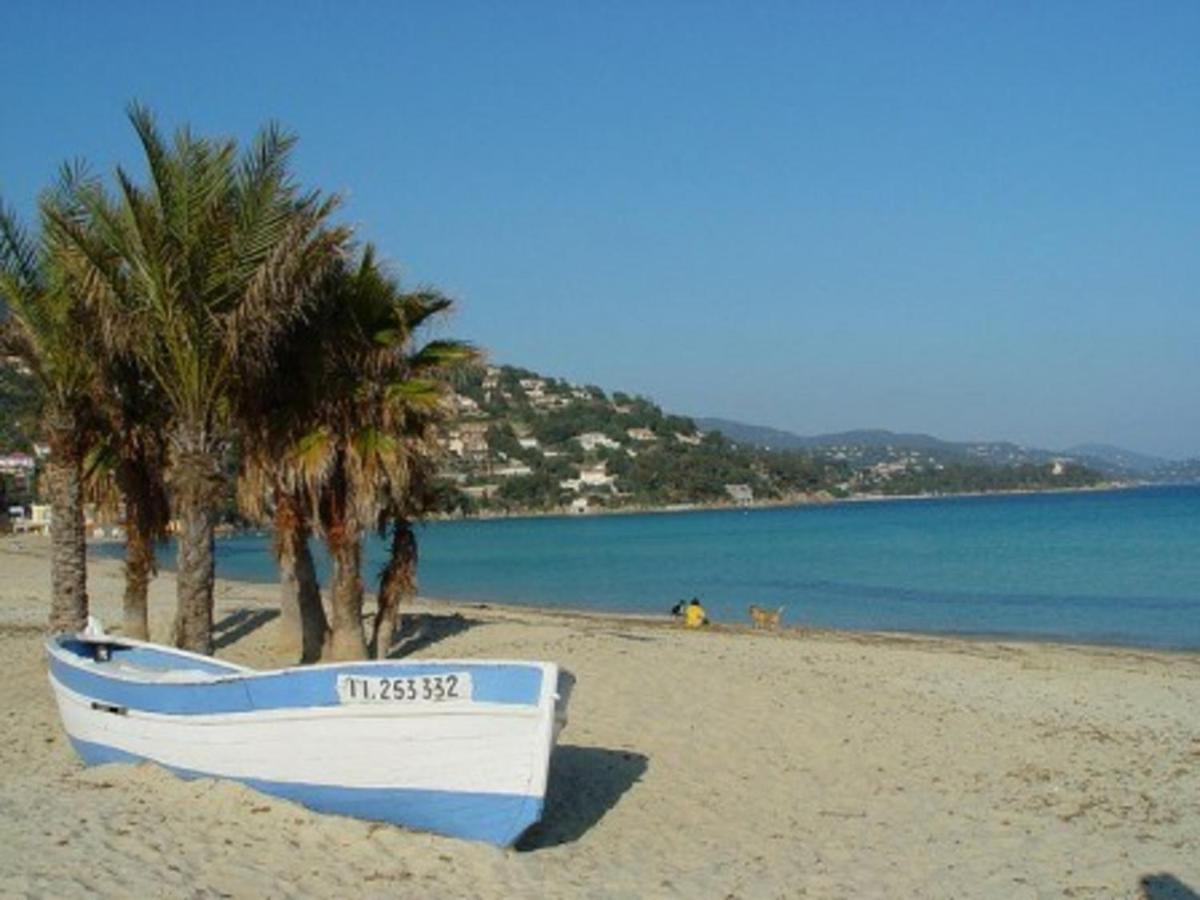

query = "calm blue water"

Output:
[[118, 486, 1200, 651]]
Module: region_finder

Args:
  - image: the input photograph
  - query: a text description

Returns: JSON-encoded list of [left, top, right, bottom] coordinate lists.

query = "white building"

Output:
[[561, 463, 617, 493], [13, 504, 52, 535], [0, 453, 36, 474], [462, 484, 499, 500], [451, 393, 481, 415], [626, 428, 657, 442], [493, 462, 534, 478], [724, 484, 754, 505], [580, 464, 613, 486], [532, 394, 571, 410], [518, 378, 546, 402], [576, 432, 621, 452]]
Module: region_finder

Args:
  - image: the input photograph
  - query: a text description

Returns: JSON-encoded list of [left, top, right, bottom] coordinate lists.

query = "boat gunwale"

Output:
[[46, 632, 560, 690], [48, 674, 547, 722]]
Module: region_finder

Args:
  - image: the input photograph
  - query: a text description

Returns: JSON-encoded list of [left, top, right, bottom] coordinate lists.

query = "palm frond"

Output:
[[0, 201, 42, 291]]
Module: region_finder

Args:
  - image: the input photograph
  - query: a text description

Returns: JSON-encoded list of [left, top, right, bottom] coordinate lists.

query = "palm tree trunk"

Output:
[[116, 450, 166, 641], [323, 519, 366, 661], [170, 426, 221, 654], [274, 487, 327, 663], [371, 517, 417, 658], [122, 513, 154, 640], [46, 420, 88, 634]]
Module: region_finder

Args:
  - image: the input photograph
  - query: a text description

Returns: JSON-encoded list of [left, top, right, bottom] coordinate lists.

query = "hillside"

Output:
[[436, 366, 1106, 514]]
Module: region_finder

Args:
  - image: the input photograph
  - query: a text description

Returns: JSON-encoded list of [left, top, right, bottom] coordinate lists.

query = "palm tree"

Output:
[[298, 248, 473, 661], [370, 372, 470, 658], [0, 198, 96, 633], [50, 105, 346, 653], [235, 321, 330, 664], [91, 356, 172, 640], [370, 467, 434, 659]]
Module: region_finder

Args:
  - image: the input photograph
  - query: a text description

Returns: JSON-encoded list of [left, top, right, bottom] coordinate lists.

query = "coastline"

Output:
[[429, 479, 1139, 525], [2, 538, 1198, 898]]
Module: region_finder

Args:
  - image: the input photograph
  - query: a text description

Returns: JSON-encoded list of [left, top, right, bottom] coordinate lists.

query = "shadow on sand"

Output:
[[212, 608, 280, 651], [1141, 875, 1200, 900], [517, 745, 648, 851], [384, 612, 482, 658]]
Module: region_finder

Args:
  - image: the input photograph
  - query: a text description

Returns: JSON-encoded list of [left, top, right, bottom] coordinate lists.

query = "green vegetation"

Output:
[[876, 462, 1100, 496]]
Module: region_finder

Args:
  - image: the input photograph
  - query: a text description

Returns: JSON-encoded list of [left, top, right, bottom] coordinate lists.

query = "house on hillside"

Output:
[[462, 484, 499, 501], [443, 422, 490, 458], [0, 453, 36, 475], [724, 484, 754, 505], [493, 462, 533, 478], [576, 432, 621, 452], [626, 427, 657, 442], [2, 355, 33, 376], [561, 463, 616, 493], [450, 393, 481, 416], [532, 393, 571, 410]]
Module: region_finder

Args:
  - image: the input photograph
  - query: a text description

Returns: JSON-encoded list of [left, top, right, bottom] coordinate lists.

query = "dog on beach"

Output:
[[748, 604, 784, 630]]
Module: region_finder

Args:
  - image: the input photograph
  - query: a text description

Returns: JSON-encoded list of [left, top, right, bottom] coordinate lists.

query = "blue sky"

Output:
[[3, 2, 1197, 457]]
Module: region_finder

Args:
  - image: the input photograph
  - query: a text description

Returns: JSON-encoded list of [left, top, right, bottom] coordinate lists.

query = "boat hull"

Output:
[[47, 635, 570, 846]]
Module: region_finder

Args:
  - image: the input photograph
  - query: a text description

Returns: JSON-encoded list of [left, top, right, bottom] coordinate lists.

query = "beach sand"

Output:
[[0, 538, 1197, 899]]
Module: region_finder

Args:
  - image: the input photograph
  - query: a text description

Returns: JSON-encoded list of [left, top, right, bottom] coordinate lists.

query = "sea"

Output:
[[111, 485, 1200, 652]]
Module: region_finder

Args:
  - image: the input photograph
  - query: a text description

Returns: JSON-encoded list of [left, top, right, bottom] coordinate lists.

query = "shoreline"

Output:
[[65, 479, 1151, 535], [423, 593, 1200, 659], [404, 479, 1146, 524]]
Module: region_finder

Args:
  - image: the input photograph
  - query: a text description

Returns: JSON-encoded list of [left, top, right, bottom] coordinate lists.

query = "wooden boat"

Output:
[[45, 622, 572, 846]]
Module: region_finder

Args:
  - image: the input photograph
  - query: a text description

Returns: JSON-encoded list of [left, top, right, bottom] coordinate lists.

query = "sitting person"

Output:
[[684, 597, 709, 628]]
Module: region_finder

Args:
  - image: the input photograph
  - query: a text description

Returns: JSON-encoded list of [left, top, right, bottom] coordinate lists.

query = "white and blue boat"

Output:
[[46, 622, 572, 846]]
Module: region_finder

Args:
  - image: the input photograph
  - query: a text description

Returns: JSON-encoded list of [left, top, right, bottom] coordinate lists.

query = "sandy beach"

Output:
[[0, 538, 1197, 899]]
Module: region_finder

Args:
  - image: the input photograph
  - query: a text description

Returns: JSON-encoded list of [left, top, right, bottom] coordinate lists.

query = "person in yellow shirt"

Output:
[[683, 598, 708, 628]]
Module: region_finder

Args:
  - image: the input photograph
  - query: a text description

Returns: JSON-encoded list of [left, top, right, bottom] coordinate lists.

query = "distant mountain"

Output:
[[695, 417, 1186, 480], [692, 418, 815, 451], [696, 419, 1032, 460], [1062, 444, 1167, 475]]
